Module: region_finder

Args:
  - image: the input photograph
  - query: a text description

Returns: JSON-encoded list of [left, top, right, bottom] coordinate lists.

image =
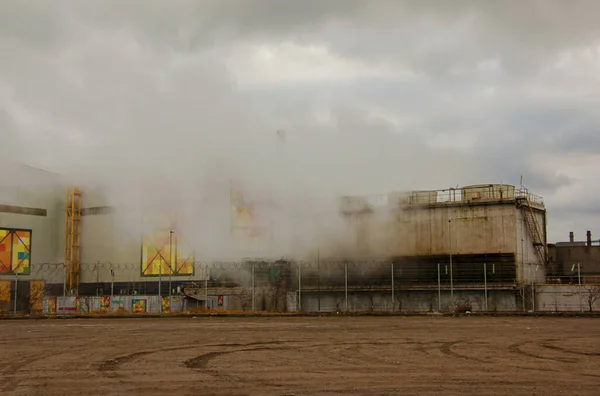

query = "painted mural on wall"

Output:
[[0, 228, 31, 274], [48, 296, 57, 314], [29, 280, 45, 312], [141, 214, 194, 276], [0, 280, 10, 312], [161, 296, 170, 313], [100, 296, 110, 312], [132, 299, 147, 313]]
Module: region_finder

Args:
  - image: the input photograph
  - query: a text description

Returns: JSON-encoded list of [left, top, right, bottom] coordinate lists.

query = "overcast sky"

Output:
[[1, 0, 599, 243]]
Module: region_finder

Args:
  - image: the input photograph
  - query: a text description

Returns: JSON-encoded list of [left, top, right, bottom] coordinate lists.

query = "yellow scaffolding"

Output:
[[64, 187, 82, 294]]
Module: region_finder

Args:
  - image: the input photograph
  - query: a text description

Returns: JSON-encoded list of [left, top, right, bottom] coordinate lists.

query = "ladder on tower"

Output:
[[64, 187, 82, 294], [517, 194, 547, 265]]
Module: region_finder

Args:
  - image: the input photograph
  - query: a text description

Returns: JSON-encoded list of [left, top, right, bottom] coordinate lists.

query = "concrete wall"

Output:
[[344, 202, 518, 258], [0, 164, 65, 266], [299, 290, 517, 312], [515, 208, 547, 283], [536, 285, 600, 312]]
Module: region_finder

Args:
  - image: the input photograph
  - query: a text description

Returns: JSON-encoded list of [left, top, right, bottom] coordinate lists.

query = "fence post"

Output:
[[391, 262, 395, 312], [63, 265, 67, 297], [483, 263, 488, 311], [298, 263, 302, 312], [317, 252, 321, 312], [437, 263, 441, 311], [158, 261, 162, 297], [205, 264, 209, 310], [344, 262, 348, 312], [13, 273, 18, 314], [251, 262, 255, 311]]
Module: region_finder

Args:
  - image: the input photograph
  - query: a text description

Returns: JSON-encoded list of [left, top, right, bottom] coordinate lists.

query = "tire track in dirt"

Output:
[[508, 341, 578, 363], [439, 340, 489, 363], [97, 340, 296, 377], [0, 347, 89, 393], [538, 342, 600, 357], [98, 344, 207, 376], [332, 341, 430, 367], [0, 353, 55, 393], [183, 345, 298, 391]]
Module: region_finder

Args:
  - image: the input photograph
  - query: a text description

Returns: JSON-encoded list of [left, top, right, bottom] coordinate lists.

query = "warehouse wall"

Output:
[[515, 208, 547, 283], [345, 202, 519, 259], [0, 164, 65, 265]]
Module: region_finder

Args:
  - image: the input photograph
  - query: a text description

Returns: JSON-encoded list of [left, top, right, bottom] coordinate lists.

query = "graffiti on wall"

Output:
[[29, 280, 45, 311], [100, 296, 110, 312], [132, 299, 147, 313], [48, 296, 57, 314], [161, 296, 170, 313], [0, 280, 10, 312], [0, 228, 31, 274]]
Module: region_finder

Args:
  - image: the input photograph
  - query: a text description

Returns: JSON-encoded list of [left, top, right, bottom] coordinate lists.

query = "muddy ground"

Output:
[[0, 316, 599, 395]]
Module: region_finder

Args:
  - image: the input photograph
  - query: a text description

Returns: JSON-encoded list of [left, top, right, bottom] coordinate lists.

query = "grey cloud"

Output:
[[1, 0, 599, 245]]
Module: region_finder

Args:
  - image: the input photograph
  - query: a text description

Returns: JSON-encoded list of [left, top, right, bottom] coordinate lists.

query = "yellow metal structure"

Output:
[[64, 187, 82, 294], [517, 194, 547, 265]]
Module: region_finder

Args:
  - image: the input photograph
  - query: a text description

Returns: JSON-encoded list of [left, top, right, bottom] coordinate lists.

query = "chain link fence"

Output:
[[1, 260, 598, 314]]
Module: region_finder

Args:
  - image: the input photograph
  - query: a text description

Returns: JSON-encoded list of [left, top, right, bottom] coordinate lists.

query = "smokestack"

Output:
[[587, 230, 592, 247], [569, 231, 574, 243]]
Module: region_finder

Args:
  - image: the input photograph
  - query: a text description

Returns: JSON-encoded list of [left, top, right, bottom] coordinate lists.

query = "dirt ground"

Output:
[[0, 316, 599, 396]]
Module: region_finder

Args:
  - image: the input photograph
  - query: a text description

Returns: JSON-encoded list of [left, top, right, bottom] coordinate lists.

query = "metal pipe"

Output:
[[484, 263, 488, 311]]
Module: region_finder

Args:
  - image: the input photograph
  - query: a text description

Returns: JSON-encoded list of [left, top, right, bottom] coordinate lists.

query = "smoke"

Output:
[[0, 4, 475, 263]]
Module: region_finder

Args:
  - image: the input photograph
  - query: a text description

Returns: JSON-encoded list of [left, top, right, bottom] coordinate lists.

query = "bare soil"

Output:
[[0, 316, 599, 395]]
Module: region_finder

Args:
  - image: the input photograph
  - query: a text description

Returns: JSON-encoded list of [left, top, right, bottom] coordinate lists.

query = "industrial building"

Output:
[[548, 231, 600, 281], [0, 161, 567, 313]]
